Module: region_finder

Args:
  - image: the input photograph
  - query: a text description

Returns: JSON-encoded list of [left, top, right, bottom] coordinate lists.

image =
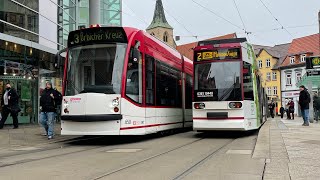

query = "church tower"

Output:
[[146, 0, 176, 48]]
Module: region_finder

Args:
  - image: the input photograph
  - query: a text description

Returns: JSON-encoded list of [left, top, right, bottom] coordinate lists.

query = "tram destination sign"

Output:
[[68, 27, 128, 47], [306, 56, 320, 69], [195, 48, 240, 61]]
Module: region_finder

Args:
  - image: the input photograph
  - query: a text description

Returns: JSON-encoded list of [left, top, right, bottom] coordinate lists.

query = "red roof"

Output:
[[280, 33, 320, 67], [176, 33, 237, 60]]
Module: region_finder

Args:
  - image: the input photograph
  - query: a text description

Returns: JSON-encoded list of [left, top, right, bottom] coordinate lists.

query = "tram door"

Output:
[[0, 79, 34, 125]]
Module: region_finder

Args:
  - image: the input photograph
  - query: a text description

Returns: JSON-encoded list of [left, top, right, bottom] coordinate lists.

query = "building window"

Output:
[[300, 54, 306, 62], [273, 86, 278, 95], [258, 60, 262, 68], [296, 72, 302, 82], [272, 72, 277, 81], [163, 32, 168, 42], [290, 56, 295, 64], [266, 59, 271, 67], [286, 73, 292, 85], [266, 72, 271, 81], [267, 87, 271, 96]]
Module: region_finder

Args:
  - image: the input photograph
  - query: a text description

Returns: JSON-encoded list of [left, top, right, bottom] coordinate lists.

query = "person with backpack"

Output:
[[313, 93, 320, 122], [40, 82, 62, 139], [299, 85, 311, 126]]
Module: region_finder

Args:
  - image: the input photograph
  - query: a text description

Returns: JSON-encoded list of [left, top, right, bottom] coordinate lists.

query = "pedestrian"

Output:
[[285, 98, 290, 119], [0, 83, 20, 129], [298, 85, 311, 126], [40, 82, 62, 139], [289, 99, 295, 120], [268, 100, 275, 118], [280, 106, 285, 119], [313, 93, 320, 122]]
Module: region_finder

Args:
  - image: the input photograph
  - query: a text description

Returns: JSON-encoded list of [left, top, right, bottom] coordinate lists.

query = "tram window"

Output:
[[146, 55, 155, 105], [243, 62, 254, 100], [126, 49, 143, 104], [185, 74, 193, 109], [156, 61, 182, 107]]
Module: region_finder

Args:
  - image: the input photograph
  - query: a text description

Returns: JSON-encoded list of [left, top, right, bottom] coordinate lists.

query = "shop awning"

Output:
[[297, 74, 320, 88]]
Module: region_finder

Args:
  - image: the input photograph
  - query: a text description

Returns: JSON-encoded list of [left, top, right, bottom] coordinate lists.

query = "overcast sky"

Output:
[[122, 0, 320, 46]]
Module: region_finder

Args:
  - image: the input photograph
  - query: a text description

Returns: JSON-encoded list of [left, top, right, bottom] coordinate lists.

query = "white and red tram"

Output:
[[57, 26, 193, 135]]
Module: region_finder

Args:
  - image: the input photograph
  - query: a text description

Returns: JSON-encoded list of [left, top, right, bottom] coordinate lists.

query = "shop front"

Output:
[[282, 91, 301, 116], [0, 39, 63, 125]]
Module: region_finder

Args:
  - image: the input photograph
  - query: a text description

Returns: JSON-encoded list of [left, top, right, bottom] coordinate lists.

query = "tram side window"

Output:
[[126, 49, 143, 104], [146, 55, 155, 105], [185, 74, 193, 109], [243, 62, 254, 100], [156, 61, 182, 107]]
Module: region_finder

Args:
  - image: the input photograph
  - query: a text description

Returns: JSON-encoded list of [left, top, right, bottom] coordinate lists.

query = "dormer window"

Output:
[[300, 54, 306, 62], [290, 56, 295, 64]]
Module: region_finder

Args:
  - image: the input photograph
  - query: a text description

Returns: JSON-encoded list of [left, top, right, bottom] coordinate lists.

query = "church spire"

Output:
[[147, 0, 173, 30]]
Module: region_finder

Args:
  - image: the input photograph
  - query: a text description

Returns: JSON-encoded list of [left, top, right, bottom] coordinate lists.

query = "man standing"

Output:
[[299, 85, 311, 126], [280, 106, 285, 119], [313, 93, 320, 122], [40, 82, 62, 139], [268, 100, 275, 118], [0, 83, 20, 129], [284, 98, 290, 119]]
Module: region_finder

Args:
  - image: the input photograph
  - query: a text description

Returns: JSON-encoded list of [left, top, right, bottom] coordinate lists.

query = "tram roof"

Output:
[[198, 38, 247, 46]]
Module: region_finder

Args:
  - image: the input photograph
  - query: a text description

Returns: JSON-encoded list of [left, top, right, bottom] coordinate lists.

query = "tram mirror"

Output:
[[55, 48, 67, 69], [54, 54, 61, 69], [131, 48, 140, 64]]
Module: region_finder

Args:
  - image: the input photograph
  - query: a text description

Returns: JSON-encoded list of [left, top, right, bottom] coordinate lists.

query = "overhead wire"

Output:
[[191, 0, 245, 32], [232, 0, 251, 41], [258, 0, 294, 38], [162, 0, 197, 40]]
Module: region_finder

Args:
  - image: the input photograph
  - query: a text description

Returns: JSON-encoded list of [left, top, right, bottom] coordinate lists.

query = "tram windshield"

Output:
[[66, 43, 127, 95], [194, 61, 242, 101]]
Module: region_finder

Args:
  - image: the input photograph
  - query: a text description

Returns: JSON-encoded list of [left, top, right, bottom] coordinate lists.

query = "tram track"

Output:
[[91, 137, 205, 180], [172, 139, 235, 180], [0, 131, 193, 169], [0, 136, 108, 168], [92, 135, 237, 180]]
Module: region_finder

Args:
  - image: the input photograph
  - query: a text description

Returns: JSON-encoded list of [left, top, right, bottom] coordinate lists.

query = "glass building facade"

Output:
[[0, 0, 122, 125], [78, 0, 122, 28], [0, 0, 66, 124]]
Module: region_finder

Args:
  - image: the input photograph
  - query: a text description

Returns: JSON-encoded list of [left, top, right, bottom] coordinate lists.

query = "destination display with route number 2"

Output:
[[195, 48, 240, 61]]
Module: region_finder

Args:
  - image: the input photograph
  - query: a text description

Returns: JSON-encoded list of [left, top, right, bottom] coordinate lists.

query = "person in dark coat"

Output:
[[280, 106, 285, 119], [40, 82, 62, 139], [288, 99, 295, 120], [268, 100, 275, 118], [0, 83, 20, 129], [299, 85, 311, 126], [313, 94, 320, 122]]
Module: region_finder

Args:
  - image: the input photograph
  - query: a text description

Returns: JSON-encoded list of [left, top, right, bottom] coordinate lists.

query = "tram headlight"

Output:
[[229, 102, 242, 109], [194, 103, 205, 109], [112, 99, 119, 107]]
